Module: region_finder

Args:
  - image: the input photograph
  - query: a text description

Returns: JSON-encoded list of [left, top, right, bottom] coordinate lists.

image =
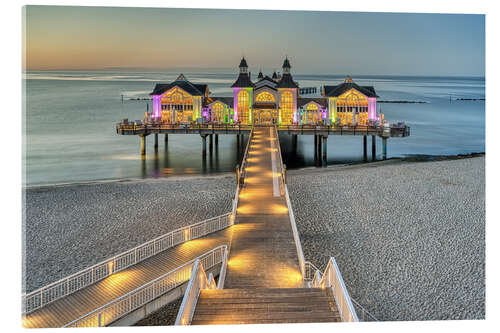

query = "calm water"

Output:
[[24, 71, 485, 185]]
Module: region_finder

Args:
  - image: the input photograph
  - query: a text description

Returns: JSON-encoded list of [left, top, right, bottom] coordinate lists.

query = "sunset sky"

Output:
[[23, 6, 485, 76]]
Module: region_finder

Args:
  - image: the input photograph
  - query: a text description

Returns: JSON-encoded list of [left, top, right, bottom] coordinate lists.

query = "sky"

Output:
[[23, 6, 485, 76]]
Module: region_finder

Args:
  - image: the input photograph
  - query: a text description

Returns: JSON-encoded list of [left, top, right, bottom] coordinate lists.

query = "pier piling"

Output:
[[292, 134, 297, 151], [371, 135, 376, 161], [209, 134, 213, 152], [140, 135, 146, 155], [201, 135, 207, 157], [382, 138, 388, 160], [215, 134, 219, 146], [154, 133, 158, 151], [363, 136, 367, 162], [164, 134, 168, 144], [322, 136, 327, 162]]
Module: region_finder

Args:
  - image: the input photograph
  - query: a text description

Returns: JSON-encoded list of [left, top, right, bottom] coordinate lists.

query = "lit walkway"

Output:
[[191, 126, 340, 325], [22, 228, 233, 328], [224, 126, 302, 288]]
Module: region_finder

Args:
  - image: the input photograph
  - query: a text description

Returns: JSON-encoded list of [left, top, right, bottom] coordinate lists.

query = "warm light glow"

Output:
[[108, 261, 114, 274]]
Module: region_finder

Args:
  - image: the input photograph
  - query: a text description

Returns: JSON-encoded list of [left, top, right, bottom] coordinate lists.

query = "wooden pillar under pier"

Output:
[[154, 133, 158, 151], [215, 134, 219, 146], [164, 134, 168, 143], [140, 135, 146, 155], [317, 135, 322, 158], [201, 135, 207, 157], [292, 134, 297, 151], [209, 134, 213, 152], [382, 138, 388, 160], [322, 136, 327, 162], [363, 135, 367, 162], [371, 135, 376, 161], [237, 134, 240, 146]]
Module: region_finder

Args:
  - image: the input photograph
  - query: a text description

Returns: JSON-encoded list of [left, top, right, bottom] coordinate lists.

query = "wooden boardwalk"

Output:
[[224, 126, 302, 289], [22, 228, 233, 328], [192, 126, 341, 325]]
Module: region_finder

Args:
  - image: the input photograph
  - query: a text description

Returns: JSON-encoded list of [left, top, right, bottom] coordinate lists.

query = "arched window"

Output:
[[305, 103, 320, 124], [160, 87, 194, 123], [237, 90, 249, 124], [212, 102, 225, 122], [280, 91, 293, 124], [255, 91, 275, 102]]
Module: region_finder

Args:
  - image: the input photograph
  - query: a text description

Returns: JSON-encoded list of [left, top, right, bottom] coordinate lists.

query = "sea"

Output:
[[23, 71, 485, 186]]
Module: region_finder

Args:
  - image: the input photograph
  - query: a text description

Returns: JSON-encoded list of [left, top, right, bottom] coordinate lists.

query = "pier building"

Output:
[[150, 57, 383, 126]]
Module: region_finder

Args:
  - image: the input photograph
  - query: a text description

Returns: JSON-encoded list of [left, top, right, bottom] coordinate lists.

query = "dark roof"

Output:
[[276, 73, 299, 89], [150, 80, 207, 96], [323, 77, 378, 98], [282, 57, 291, 69], [204, 96, 234, 108], [231, 73, 254, 88], [297, 97, 328, 108], [255, 76, 278, 90], [257, 71, 263, 79], [239, 57, 248, 68]]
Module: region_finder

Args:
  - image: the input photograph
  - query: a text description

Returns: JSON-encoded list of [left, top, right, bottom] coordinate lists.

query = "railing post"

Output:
[[98, 312, 102, 327]]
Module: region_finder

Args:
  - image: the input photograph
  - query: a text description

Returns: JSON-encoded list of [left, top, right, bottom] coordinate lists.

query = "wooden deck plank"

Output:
[[23, 228, 232, 328]]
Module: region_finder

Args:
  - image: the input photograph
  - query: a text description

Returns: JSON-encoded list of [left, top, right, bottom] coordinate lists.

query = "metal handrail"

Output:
[[63, 245, 227, 327], [175, 245, 229, 325], [351, 298, 379, 322], [310, 257, 359, 322], [238, 127, 254, 185], [23, 212, 233, 314]]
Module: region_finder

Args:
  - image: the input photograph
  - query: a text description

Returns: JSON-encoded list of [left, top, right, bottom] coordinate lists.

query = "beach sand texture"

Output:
[[24, 157, 484, 321]]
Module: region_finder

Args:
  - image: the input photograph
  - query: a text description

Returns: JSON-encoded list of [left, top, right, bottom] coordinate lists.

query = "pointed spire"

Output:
[[176, 73, 187, 81], [258, 69, 263, 79], [282, 56, 291, 69], [239, 57, 248, 68], [344, 75, 353, 83], [272, 71, 278, 80]]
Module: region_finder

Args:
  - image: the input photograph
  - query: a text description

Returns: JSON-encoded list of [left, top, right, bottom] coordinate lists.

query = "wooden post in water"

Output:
[[317, 135, 322, 158], [201, 135, 207, 157], [140, 135, 146, 155], [382, 138, 387, 160], [209, 134, 213, 152], [322, 136, 327, 162], [292, 134, 297, 151], [165, 134, 168, 144], [154, 133, 158, 151], [215, 134, 219, 146], [363, 136, 368, 162], [371, 135, 376, 161]]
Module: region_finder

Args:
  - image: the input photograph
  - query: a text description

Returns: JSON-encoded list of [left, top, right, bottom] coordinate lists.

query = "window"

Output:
[[280, 91, 294, 124], [255, 91, 275, 102], [237, 90, 250, 124], [213, 102, 225, 122], [160, 87, 194, 123]]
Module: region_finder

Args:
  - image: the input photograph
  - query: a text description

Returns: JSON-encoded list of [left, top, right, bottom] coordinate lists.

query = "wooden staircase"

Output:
[[191, 288, 341, 325]]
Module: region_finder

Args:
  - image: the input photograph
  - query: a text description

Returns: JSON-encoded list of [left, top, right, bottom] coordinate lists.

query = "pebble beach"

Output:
[[23, 156, 485, 322]]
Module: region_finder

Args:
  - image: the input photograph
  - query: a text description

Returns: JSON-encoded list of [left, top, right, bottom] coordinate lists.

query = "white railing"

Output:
[[284, 187, 307, 278], [238, 127, 254, 185], [175, 245, 229, 325], [310, 257, 359, 322], [351, 298, 379, 322], [23, 213, 233, 314], [63, 245, 228, 327]]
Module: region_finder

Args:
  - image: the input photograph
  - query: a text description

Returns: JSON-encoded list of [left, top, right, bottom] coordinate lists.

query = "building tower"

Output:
[[276, 57, 299, 124], [231, 57, 254, 124]]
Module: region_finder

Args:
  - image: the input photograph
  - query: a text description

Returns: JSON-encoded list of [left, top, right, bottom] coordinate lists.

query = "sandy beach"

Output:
[[23, 156, 484, 321]]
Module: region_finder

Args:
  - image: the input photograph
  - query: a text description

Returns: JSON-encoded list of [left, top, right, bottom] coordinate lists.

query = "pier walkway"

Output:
[[23, 126, 362, 327], [23, 228, 233, 328], [190, 126, 341, 325]]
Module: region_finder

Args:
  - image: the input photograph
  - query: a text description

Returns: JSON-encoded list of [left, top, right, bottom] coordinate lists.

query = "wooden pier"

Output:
[[116, 122, 410, 161]]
